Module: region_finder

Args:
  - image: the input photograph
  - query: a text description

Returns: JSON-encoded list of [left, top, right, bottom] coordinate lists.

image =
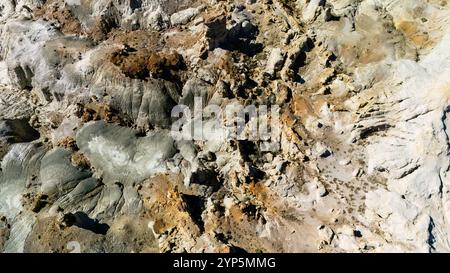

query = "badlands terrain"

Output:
[[1, 0, 450, 253]]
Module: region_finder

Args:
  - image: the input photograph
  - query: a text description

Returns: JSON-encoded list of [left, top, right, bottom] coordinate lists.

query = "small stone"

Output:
[[339, 159, 351, 166], [352, 168, 363, 177], [170, 6, 204, 26], [264, 153, 274, 162], [264, 48, 286, 78], [302, 0, 324, 23], [317, 225, 334, 245], [315, 142, 333, 158], [318, 185, 328, 197]]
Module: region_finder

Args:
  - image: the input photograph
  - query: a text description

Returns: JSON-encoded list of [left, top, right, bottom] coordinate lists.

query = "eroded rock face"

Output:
[[1, 0, 450, 253], [76, 121, 177, 184]]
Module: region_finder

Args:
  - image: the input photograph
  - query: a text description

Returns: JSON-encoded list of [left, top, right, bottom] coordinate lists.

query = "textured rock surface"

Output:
[[1, 0, 450, 253]]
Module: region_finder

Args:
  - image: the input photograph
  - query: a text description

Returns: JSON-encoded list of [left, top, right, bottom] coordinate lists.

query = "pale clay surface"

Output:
[[0, 0, 450, 252]]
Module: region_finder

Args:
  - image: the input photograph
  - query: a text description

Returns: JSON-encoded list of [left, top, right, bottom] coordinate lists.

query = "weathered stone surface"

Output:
[[1, 0, 450, 253]]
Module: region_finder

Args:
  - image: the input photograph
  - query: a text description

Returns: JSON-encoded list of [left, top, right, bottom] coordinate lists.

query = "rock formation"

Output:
[[1, 0, 450, 253]]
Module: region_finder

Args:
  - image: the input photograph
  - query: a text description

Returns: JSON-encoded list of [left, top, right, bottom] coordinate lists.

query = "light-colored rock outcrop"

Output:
[[1, 0, 450, 253]]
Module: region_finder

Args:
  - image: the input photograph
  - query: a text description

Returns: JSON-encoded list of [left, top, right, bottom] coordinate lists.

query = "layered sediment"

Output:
[[1, 0, 450, 252]]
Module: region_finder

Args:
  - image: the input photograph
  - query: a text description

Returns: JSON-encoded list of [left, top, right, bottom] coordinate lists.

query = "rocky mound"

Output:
[[1, 0, 450, 253]]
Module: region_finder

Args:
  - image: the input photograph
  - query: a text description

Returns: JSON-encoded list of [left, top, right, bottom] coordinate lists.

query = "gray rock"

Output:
[[0, 119, 39, 144], [170, 6, 204, 26], [76, 121, 177, 185], [40, 148, 91, 197], [264, 48, 285, 78]]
